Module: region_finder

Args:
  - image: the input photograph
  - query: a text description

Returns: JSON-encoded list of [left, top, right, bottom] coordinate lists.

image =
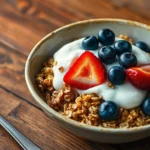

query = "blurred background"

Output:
[[1, 0, 150, 56]]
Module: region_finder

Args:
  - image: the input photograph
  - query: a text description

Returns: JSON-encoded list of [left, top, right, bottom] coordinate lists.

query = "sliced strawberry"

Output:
[[63, 51, 106, 90], [126, 64, 150, 90]]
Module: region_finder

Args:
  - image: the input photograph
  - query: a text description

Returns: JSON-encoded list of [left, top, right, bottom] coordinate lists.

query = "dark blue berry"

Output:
[[135, 41, 150, 53], [141, 98, 150, 116], [98, 29, 115, 46], [82, 36, 99, 50], [99, 101, 120, 121], [108, 66, 126, 85], [114, 40, 132, 55], [98, 46, 116, 64], [119, 52, 137, 69]]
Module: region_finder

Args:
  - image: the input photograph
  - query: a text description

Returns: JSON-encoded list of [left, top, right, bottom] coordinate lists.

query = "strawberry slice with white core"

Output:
[[126, 64, 150, 90], [63, 51, 106, 90]]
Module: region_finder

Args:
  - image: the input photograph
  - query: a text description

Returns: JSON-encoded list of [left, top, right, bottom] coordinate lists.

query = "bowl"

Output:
[[25, 19, 150, 143]]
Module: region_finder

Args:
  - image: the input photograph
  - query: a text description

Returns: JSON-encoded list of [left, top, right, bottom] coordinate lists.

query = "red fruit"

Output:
[[63, 51, 106, 90], [126, 64, 150, 90]]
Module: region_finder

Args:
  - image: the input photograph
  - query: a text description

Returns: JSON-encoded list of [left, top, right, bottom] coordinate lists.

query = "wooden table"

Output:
[[0, 0, 150, 149]]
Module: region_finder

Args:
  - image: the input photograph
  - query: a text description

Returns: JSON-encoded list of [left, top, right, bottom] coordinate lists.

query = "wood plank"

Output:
[[0, 88, 21, 117], [0, 87, 21, 149], [0, 41, 36, 106], [0, 87, 117, 150], [0, 0, 53, 56], [111, 0, 150, 19], [0, 126, 22, 150], [0, 0, 89, 55], [50, 0, 150, 25], [0, 0, 150, 56]]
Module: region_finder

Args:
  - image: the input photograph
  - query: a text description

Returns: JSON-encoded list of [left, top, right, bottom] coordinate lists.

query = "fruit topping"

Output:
[[126, 64, 150, 90], [114, 40, 132, 55], [119, 52, 137, 69], [98, 29, 115, 46], [82, 36, 99, 50], [141, 97, 150, 116], [99, 101, 120, 121], [135, 41, 150, 53], [63, 51, 106, 90], [108, 66, 126, 85], [98, 46, 116, 64]]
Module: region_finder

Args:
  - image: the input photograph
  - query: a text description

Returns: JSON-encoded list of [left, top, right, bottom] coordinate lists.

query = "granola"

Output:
[[36, 57, 150, 128], [36, 34, 150, 128], [119, 34, 133, 44]]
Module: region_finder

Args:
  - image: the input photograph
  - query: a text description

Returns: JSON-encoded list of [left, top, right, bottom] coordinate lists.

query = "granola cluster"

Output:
[[62, 93, 102, 126], [101, 108, 150, 128], [46, 84, 77, 111], [119, 34, 133, 44], [36, 58, 54, 93], [35, 35, 150, 128]]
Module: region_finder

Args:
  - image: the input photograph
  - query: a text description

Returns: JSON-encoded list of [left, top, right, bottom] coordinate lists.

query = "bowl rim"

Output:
[[25, 18, 150, 134]]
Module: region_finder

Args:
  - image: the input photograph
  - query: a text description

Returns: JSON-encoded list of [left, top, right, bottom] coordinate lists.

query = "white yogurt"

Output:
[[53, 38, 150, 109]]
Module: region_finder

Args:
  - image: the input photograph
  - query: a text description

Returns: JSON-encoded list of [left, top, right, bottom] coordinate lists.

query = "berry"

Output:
[[141, 98, 150, 116], [63, 51, 106, 90], [126, 64, 150, 90], [108, 66, 126, 85], [98, 46, 116, 64], [99, 101, 120, 121], [114, 40, 132, 55], [119, 52, 137, 69], [135, 41, 150, 53], [98, 29, 115, 46], [82, 36, 99, 50]]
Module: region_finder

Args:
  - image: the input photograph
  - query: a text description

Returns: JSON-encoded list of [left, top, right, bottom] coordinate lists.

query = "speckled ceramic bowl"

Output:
[[25, 19, 150, 143]]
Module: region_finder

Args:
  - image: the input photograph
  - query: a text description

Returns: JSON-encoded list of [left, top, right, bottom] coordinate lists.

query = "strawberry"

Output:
[[63, 51, 106, 90], [126, 64, 150, 90]]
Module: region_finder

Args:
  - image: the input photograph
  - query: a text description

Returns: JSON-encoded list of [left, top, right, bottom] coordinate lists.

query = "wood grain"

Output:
[[0, 87, 117, 150], [0, 42, 36, 106], [0, 0, 150, 149], [0, 0, 150, 55], [0, 126, 22, 150], [1, 74, 150, 150], [0, 0, 90, 55]]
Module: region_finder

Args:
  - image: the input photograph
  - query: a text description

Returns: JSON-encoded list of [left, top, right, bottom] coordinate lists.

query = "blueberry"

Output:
[[135, 41, 150, 53], [114, 40, 132, 55], [99, 101, 120, 121], [98, 46, 116, 64], [119, 52, 137, 69], [108, 66, 126, 85], [141, 98, 150, 116], [82, 36, 99, 50], [98, 29, 115, 46]]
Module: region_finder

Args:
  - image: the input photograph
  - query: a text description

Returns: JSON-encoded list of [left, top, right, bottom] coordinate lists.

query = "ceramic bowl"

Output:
[[25, 19, 150, 143]]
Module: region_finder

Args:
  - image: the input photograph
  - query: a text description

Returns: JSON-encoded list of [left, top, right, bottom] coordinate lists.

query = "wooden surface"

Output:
[[0, 0, 150, 149]]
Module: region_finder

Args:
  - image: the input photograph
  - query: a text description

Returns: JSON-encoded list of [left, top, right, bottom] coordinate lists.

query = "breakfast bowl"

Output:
[[25, 19, 150, 143]]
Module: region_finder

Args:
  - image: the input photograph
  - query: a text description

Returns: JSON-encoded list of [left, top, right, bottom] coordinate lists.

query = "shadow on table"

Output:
[[85, 136, 150, 150], [113, 136, 150, 150]]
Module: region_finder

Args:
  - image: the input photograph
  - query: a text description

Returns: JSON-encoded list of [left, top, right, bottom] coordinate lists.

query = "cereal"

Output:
[[53, 61, 58, 66], [106, 81, 115, 89], [119, 34, 133, 44], [36, 37, 150, 128], [36, 58, 54, 94]]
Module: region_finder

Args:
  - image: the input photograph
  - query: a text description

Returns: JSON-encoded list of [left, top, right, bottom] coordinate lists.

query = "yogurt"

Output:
[[53, 38, 150, 109]]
